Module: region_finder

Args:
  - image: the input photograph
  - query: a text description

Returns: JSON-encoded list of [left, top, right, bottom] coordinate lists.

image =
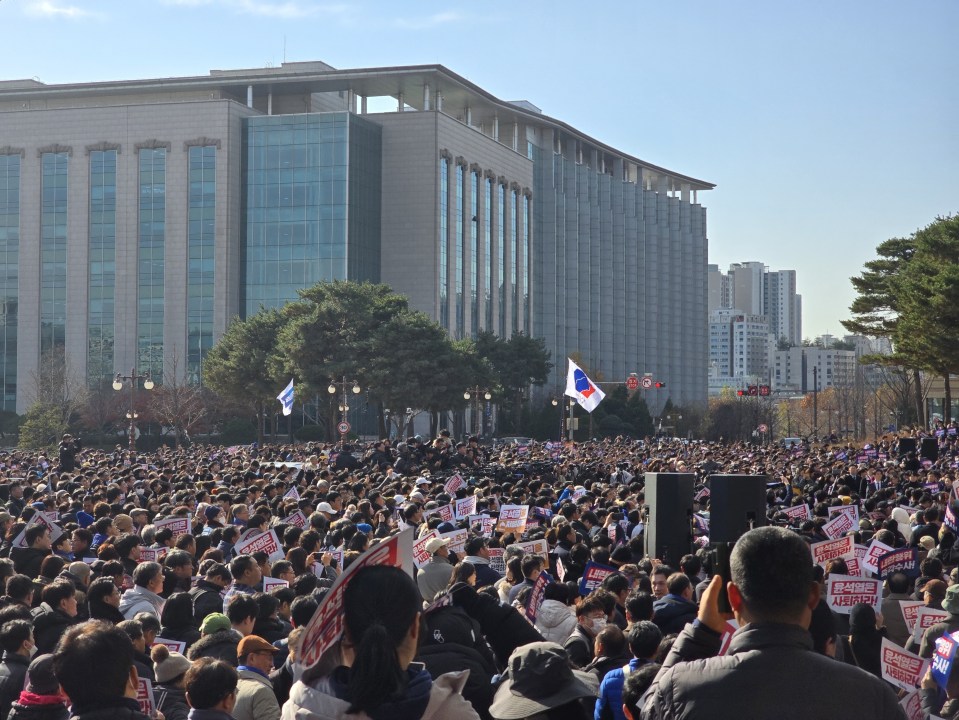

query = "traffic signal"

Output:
[[737, 389, 745, 396], [654, 382, 666, 389]]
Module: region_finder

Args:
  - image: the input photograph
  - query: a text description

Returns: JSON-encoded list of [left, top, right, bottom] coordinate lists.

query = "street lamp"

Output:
[[464, 386, 492, 438], [113, 368, 154, 450], [328, 375, 361, 440]]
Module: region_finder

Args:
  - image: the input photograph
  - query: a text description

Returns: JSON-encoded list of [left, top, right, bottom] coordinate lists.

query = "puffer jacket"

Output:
[[154, 685, 189, 720], [534, 599, 577, 644], [118, 585, 164, 620], [643, 622, 904, 720], [445, 583, 542, 667], [281, 666, 480, 720], [7, 695, 69, 720]]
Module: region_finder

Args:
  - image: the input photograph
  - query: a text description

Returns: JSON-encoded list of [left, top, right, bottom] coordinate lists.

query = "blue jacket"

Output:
[[595, 658, 646, 720]]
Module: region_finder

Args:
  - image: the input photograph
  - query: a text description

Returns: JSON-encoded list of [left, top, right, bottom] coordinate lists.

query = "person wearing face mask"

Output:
[[564, 596, 608, 668], [0, 620, 37, 720]]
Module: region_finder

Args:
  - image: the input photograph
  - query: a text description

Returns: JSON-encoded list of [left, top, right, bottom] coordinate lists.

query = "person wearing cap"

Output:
[[488, 641, 598, 719], [416, 537, 454, 603], [919, 583, 959, 658], [6, 653, 68, 720], [233, 635, 280, 720], [188, 613, 242, 668], [151, 644, 191, 720]]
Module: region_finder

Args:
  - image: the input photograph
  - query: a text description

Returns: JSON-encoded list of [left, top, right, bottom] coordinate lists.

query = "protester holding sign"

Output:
[[284, 566, 479, 720]]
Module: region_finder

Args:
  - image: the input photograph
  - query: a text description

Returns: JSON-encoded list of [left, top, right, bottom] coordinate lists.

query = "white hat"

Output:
[[317, 502, 335, 514], [410, 492, 425, 502], [415, 477, 431, 486], [425, 537, 450, 554]]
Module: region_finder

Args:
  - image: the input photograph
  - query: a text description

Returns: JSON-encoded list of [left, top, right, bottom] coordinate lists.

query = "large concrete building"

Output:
[[0, 61, 713, 414]]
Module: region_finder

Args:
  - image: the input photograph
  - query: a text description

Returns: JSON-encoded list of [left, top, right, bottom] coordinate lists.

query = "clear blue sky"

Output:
[[1, 0, 956, 340]]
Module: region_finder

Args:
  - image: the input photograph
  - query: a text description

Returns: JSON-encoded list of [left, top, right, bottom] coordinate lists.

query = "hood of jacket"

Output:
[[186, 629, 241, 664], [535, 599, 574, 630], [118, 585, 164, 617]]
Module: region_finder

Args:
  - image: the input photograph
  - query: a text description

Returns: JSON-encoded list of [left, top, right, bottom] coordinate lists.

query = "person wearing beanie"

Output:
[[151, 645, 190, 720], [7, 654, 67, 720]]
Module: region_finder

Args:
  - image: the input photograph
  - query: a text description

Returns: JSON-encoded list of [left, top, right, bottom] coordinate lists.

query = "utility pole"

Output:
[[812, 365, 819, 440]]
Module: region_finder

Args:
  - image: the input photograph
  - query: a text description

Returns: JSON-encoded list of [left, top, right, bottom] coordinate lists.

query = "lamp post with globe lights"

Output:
[[113, 368, 154, 450]]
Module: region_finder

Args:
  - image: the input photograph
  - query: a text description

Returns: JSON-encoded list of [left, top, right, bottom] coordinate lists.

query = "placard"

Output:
[[825, 574, 881, 615], [262, 577, 290, 593], [136, 677, 155, 717], [139, 547, 168, 563], [578, 561, 618, 595], [525, 572, 549, 623], [412, 530, 438, 569], [878, 547, 920, 579], [298, 529, 414, 672], [496, 505, 529, 534], [913, 607, 949, 643], [233, 529, 284, 562], [438, 529, 468, 556], [900, 600, 925, 634], [455, 495, 477, 520], [899, 690, 924, 720], [507, 538, 549, 561], [284, 486, 300, 501], [282, 510, 309, 529], [423, 503, 455, 524], [880, 638, 927, 692], [487, 547, 506, 576], [153, 638, 186, 655], [862, 539, 895, 574], [444, 474, 466, 495], [828, 504, 860, 526], [822, 511, 855, 540], [810, 536, 855, 567], [932, 631, 959, 691], [154, 516, 191, 538], [781, 504, 811, 522], [467, 514, 494, 537]]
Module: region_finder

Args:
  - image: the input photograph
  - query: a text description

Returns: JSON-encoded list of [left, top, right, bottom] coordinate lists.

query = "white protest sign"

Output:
[[468, 514, 494, 537], [412, 530, 438, 569], [284, 486, 300, 501], [487, 547, 506, 576], [880, 638, 927, 692], [900, 600, 925, 634], [862, 539, 895, 574], [438, 529, 468, 555], [298, 529, 413, 672], [136, 677, 155, 717], [455, 495, 477, 520], [507, 538, 549, 561], [139, 547, 168, 563], [826, 574, 881, 615], [282, 510, 309, 529], [444, 474, 466, 495], [822, 511, 855, 540], [262, 577, 290, 593], [234, 528, 284, 562], [781, 504, 811, 522], [828, 504, 860, 526], [810, 536, 855, 567], [423, 503, 454, 524], [154, 516, 191, 538], [913, 607, 949, 643], [153, 638, 186, 655]]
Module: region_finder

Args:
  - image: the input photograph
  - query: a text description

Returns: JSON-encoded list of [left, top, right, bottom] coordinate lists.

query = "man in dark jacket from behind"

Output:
[[187, 613, 242, 667], [0, 620, 33, 720], [30, 581, 79, 655], [643, 526, 905, 720], [52, 621, 152, 720], [11, 527, 52, 580], [189, 563, 231, 628]]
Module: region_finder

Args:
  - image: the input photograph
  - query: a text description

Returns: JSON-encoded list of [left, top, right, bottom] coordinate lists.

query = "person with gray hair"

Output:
[[118, 562, 165, 619], [643, 526, 905, 720]]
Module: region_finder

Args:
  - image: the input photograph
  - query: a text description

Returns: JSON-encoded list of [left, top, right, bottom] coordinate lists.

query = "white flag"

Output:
[[565, 358, 605, 413], [277, 379, 295, 416]]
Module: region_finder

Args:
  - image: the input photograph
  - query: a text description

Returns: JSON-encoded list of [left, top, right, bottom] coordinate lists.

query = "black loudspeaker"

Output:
[[899, 437, 917, 458], [708, 474, 769, 544], [921, 437, 939, 462], [644, 473, 694, 566]]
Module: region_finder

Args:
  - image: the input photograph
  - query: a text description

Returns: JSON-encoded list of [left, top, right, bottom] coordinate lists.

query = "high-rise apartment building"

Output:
[[0, 61, 712, 413]]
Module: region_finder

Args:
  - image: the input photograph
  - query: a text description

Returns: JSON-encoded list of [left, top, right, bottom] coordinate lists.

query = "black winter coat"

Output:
[[7, 699, 69, 720], [186, 629, 241, 666], [417, 643, 494, 720], [31, 604, 79, 654], [11, 549, 50, 580], [188, 580, 224, 628], [0, 653, 29, 720], [446, 583, 542, 667]]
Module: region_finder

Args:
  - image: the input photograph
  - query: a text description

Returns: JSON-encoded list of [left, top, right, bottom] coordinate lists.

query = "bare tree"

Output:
[[79, 380, 125, 446], [148, 348, 210, 448], [30, 348, 88, 427]]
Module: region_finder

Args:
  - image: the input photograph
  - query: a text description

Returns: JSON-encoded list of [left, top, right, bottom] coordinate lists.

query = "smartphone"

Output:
[[712, 542, 734, 614]]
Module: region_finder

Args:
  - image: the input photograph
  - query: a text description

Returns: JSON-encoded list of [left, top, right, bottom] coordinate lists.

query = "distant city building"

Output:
[[708, 308, 770, 394]]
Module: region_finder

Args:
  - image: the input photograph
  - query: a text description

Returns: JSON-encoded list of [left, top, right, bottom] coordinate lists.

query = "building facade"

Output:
[[0, 62, 712, 414]]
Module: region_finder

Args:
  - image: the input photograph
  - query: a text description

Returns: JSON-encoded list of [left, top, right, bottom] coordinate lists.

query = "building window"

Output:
[[41, 152, 68, 358], [88, 150, 116, 386], [0, 154, 19, 410], [138, 148, 166, 381], [510, 189, 518, 334], [470, 171, 479, 337], [188, 145, 216, 384], [485, 178, 492, 331], [522, 194, 530, 332], [498, 184, 506, 334], [455, 164, 464, 337], [439, 157, 449, 329]]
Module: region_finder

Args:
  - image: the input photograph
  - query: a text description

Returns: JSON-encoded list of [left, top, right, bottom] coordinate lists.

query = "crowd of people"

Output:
[[0, 426, 955, 719]]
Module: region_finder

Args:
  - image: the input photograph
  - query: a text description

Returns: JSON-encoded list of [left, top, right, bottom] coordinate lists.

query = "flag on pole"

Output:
[[277, 379, 295, 416], [565, 358, 605, 413]]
